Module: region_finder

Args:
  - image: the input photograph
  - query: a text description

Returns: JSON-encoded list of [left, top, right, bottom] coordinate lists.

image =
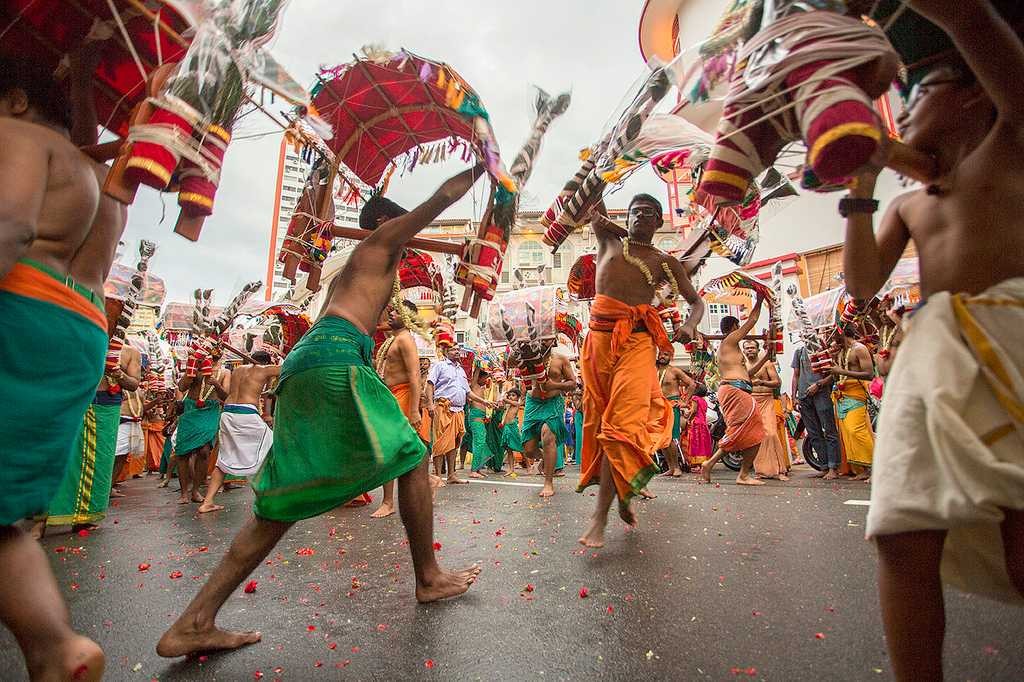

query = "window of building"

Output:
[[518, 241, 545, 267], [501, 270, 510, 284], [456, 331, 466, 344], [705, 303, 736, 331]]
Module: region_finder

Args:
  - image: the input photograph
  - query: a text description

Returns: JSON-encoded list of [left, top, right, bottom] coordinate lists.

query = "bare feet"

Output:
[[539, 482, 555, 498], [639, 488, 656, 500], [736, 476, 766, 486], [553, 470, 566, 478], [468, 471, 486, 479], [660, 469, 682, 478], [415, 565, 481, 603], [779, 474, 790, 482], [700, 462, 713, 483], [823, 470, 840, 481], [197, 503, 224, 514], [156, 617, 261, 658], [109, 489, 126, 499], [852, 472, 871, 481], [29, 519, 46, 540], [370, 503, 395, 518], [446, 476, 468, 484], [578, 517, 607, 548], [158, 478, 170, 488], [177, 497, 190, 505], [34, 634, 105, 682], [190, 493, 204, 504], [618, 503, 639, 528]]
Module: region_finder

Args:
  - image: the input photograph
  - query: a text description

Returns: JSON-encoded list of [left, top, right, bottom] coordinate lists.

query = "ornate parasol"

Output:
[[0, 0, 191, 138]]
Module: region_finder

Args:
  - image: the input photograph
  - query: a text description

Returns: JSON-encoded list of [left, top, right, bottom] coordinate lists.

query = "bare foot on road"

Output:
[[197, 503, 224, 514], [736, 476, 766, 486], [415, 565, 481, 603], [578, 517, 606, 548], [539, 482, 555, 498], [370, 503, 395, 518], [156, 619, 261, 658]]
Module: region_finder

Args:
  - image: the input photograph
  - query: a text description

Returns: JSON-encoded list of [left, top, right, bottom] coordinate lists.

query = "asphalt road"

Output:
[[2, 466, 1021, 681]]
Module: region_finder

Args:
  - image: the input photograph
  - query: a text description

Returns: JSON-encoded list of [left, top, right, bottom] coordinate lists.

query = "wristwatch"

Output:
[[838, 197, 879, 218]]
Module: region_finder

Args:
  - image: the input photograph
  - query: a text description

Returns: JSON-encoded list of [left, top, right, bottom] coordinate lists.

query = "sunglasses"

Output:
[[629, 206, 660, 218]]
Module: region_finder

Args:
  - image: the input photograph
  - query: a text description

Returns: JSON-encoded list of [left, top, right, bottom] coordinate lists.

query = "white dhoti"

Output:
[[866, 278, 1024, 605], [116, 420, 144, 457], [215, 404, 273, 477]]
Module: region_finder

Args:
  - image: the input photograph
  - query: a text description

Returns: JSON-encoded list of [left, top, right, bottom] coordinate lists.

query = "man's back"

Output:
[[227, 365, 277, 405], [0, 118, 99, 277], [68, 162, 128, 297]]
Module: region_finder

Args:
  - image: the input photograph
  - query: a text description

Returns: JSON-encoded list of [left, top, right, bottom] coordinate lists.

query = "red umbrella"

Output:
[[311, 49, 513, 191], [0, 0, 191, 137]]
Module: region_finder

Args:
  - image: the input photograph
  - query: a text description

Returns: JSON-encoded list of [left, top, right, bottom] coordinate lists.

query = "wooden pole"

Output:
[[328, 226, 465, 256], [219, 341, 257, 365]]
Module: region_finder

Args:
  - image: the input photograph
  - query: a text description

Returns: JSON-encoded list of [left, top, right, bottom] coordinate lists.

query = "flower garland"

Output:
[[622, 239, 682, 301]]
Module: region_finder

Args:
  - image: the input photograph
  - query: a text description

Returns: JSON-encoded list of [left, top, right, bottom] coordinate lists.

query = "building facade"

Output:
[[263, 140, 371, 300]]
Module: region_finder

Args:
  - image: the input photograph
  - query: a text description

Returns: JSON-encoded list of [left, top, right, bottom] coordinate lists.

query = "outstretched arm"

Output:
[[843, 185, 911, 300], [589, 198, 626, 254], [666, 256, 705, 342], [729, 294, 765, 345], [366, 164, 484, 250], [909, 1, 1024, 128]]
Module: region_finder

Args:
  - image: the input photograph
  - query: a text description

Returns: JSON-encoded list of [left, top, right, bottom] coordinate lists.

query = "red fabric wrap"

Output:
[[125, 107, 190, 189]]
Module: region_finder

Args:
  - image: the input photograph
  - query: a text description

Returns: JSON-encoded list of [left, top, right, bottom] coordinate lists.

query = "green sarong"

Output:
[[0, 268, 107, 525], [175, 397, 222, 455], [522, 393, 569, 468], [48, 396, 121, 526], [159, 435, 173, 475], [468, 406, 500, 471], [501, 421, 523, 453], [666, 395, 683, 441], [574, 410, 583, 463], [253, 316, 425, 522]]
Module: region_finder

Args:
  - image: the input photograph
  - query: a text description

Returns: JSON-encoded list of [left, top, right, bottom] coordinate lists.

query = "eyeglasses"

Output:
[[904, 76, 964, 114], [629, 206, 660, 218]]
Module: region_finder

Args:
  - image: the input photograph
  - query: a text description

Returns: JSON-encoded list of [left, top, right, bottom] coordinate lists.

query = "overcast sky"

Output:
[[120, 0, 908, 306]]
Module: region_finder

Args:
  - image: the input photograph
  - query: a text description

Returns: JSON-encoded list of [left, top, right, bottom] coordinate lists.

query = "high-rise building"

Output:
[[264, 139, 370, 300]]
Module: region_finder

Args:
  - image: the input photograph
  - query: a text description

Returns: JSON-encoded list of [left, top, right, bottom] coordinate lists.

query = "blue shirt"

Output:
[[791, 346, 828, 400], [428, 359, 470, 412]]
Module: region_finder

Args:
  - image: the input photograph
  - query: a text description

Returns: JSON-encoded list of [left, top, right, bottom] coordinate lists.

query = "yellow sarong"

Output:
[[833, 378, 874, 468]]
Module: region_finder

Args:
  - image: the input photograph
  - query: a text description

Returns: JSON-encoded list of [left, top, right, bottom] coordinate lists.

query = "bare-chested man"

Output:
[[828, 328, 874, 482], [176, 347, 230, 504], [577, 194, 704, 548], [0, 56, 116, 682], [110, 348, 146, 496], [198, 351, 279, 513], [371, 299, 424, 518], [656, 350, 694, 477], [466, 368, 499, 479], [157, 165, 485, 659], [522, 349, 577, 497], [700, 294, 770, 486], [844, 5, 1024, 675], [743, 340, 789, 482]]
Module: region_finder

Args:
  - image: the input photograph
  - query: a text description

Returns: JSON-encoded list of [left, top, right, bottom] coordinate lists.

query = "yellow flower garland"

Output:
[[623, 239, 682, 302]]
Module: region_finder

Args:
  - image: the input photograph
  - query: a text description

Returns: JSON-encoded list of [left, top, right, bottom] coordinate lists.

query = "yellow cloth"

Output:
[[834, 378, 874, 467], [867, 278, 1024, 605]]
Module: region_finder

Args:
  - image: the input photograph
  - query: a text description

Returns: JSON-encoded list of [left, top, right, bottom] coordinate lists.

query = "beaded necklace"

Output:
[[622, 239, 681, 300]]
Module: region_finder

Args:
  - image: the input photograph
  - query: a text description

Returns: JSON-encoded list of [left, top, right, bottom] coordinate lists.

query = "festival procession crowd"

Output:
[[1, 0, 1023, 680]]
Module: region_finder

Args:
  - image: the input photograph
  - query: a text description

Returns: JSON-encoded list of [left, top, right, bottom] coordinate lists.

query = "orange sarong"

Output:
[[143, 421, 166, 471], [716, 383, 765, 453], [578, 295, 672, 504], [752, 393, 788, 477], [431, 398, 465, 456], [390, 382, 429, 445]]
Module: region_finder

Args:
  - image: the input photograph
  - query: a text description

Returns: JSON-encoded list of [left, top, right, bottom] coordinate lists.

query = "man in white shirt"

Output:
[[426, 344, 479, 484]]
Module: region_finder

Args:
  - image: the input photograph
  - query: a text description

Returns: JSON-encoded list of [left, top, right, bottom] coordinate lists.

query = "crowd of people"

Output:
[[0, 2, 1022, 680]]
